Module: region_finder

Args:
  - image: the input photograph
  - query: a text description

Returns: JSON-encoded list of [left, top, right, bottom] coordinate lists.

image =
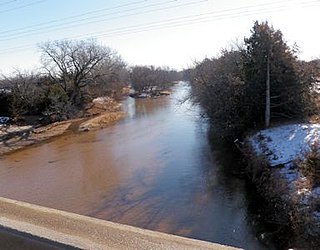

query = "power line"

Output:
[[0, 44, 35, 54], [88, 1, 320, 39], [0, 0, 306, 41], [51, 0, 320, 40], [0, 0, 319, 55], [0, 0, 148, 34], [0, 0, 317, 54], [0, 0, 19, 7], [0, 0, 179, 39], [0, 0, 46, 14], [0, 0, 297, 37]]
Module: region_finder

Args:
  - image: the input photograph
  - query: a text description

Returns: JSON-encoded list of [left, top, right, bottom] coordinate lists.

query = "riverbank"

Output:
[[0, 97, 125, 156], [245, 123, 320, 248], [129, 90, 171, 99]]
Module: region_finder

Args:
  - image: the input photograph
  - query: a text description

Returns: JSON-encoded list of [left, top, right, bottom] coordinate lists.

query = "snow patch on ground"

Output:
[[92, 97, 113, 104], [247, 123, 320, 226], [249, 124, 320, 166], [248, 124, 320, 186]]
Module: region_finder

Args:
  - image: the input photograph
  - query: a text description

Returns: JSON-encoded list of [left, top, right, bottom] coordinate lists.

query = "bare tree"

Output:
[[130, 66, 153, 91], [91, 54, 129, 98], [39, 39, 114, 105]]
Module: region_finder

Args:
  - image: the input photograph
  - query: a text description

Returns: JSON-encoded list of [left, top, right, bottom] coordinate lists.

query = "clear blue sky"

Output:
[[0, 0, 320, 74]]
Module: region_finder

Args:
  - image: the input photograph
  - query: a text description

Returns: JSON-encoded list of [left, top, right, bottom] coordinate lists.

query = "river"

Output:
[[0, 82, 270, 249]]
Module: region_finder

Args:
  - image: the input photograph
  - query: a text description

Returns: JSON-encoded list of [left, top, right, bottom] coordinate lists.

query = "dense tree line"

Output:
[[190, 21, 319, 141]]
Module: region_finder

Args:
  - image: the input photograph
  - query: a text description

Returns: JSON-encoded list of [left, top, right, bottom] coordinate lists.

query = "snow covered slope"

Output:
[[248, 124, 320, 166]]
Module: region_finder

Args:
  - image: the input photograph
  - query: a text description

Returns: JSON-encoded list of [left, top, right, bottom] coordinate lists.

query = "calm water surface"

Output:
[[0, 82, 269, 249]]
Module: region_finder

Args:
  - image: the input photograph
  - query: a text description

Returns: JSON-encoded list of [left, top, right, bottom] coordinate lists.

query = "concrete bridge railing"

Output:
[[0, 197, 239, 250]]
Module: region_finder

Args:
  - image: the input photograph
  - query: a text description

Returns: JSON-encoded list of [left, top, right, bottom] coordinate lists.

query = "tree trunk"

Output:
[[265, 55, 271, 128], [70, 86, 81, 106]]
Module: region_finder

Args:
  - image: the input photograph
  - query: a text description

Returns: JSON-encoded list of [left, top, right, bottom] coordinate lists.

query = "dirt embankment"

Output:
[[79, 97, 125, 132], [0, 122, 73, 156], [0, 97, 125, 156], [79, 112, 125, 132]]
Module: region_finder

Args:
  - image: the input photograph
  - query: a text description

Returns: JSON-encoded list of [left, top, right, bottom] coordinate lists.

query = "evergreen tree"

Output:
[[190, 21, 316, 141], [243, 21, 309, 127]]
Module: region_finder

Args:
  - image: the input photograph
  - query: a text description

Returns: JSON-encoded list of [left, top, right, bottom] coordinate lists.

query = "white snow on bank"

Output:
[[92, 97, 113, 104], [248, 124, 320, 167], [248, 123, 320, 229]]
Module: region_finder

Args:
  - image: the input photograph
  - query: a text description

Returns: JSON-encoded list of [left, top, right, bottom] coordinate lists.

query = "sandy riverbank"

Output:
[[0, 97, 125, 156]]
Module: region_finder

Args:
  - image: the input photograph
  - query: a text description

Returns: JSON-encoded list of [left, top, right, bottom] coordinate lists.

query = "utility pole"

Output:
[[265, 53, 270, 128]]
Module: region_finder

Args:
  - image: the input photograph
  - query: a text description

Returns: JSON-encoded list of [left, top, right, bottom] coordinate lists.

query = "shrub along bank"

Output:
[[246, 124, 320, 248]]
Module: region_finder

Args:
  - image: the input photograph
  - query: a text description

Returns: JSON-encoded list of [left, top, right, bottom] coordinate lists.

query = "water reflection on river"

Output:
[[0, 82, 268, 249]]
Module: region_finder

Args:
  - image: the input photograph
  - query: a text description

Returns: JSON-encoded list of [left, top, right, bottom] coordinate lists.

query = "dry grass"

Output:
[[244, 145, 290, 221], [296, 142, 320, 187], [244, 143, 320, 247]]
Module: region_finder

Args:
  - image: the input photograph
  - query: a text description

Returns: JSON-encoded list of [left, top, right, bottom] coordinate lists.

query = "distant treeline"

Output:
[[186, 21, 320, 141], [0, 39, 181, 123], [130, 66, 182, 92]]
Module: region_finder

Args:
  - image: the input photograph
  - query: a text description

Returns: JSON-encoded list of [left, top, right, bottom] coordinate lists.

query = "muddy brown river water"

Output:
[[0, 82, 270, 249]]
